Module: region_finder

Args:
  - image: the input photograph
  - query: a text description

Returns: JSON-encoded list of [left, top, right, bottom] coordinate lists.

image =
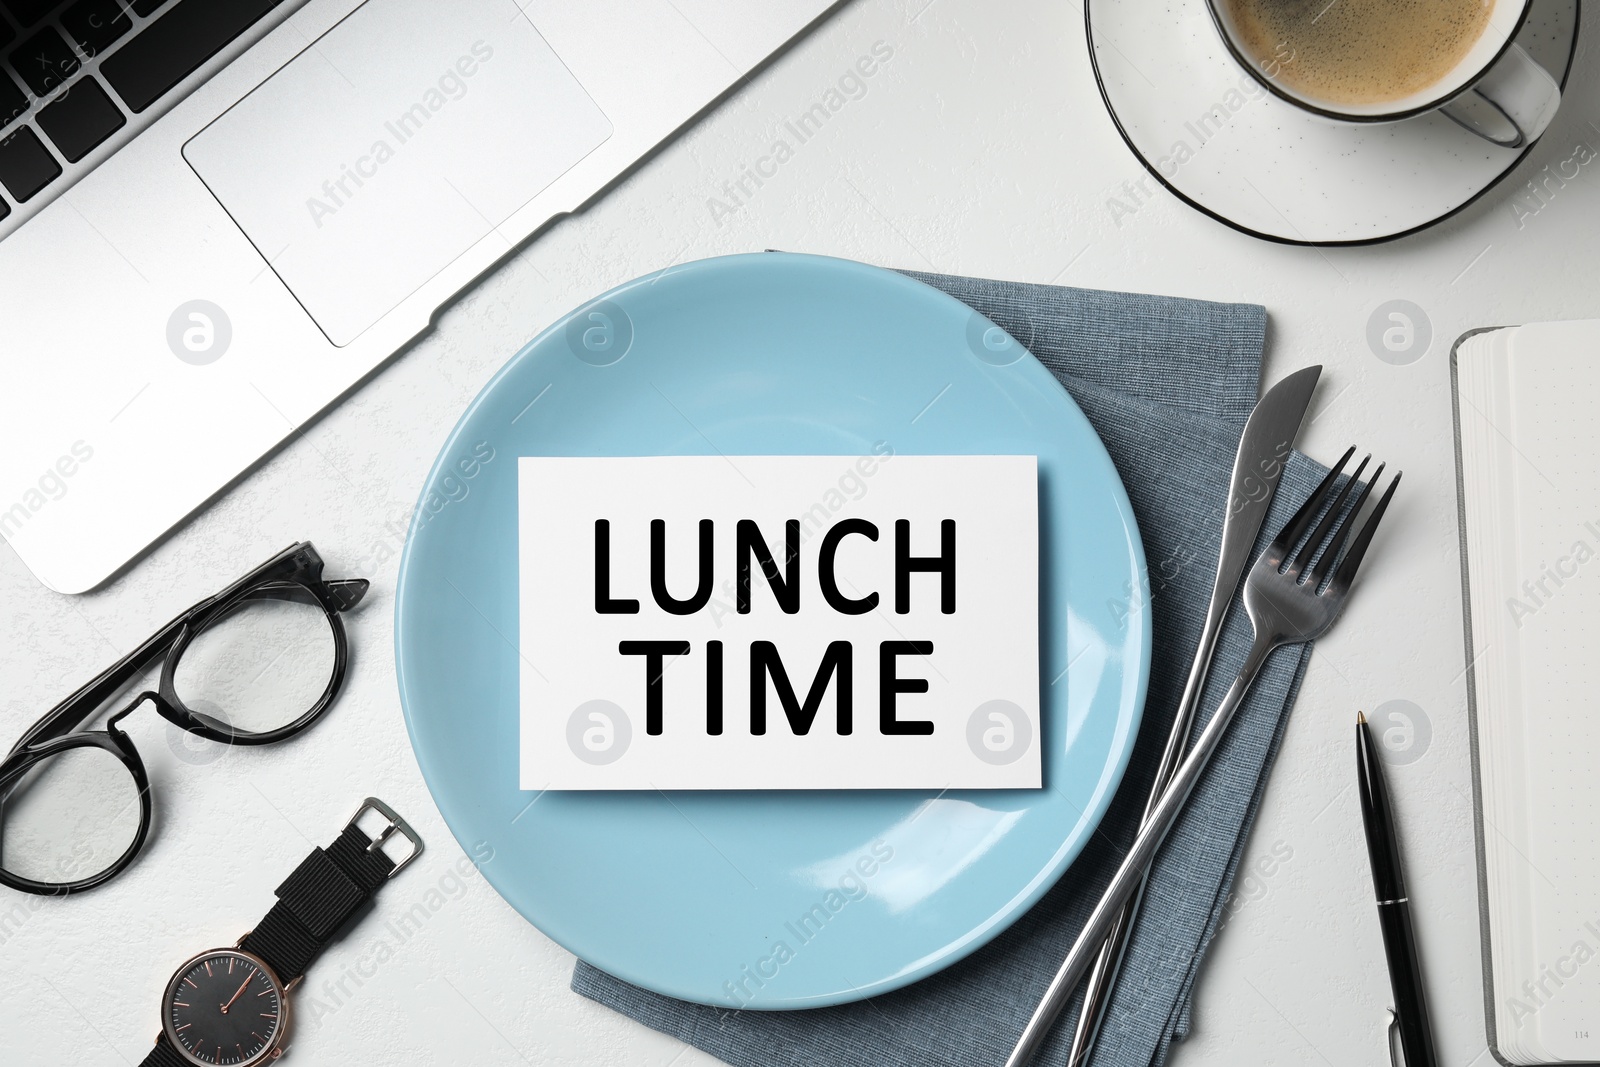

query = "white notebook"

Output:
[[1455, 321, 1600, 1066]]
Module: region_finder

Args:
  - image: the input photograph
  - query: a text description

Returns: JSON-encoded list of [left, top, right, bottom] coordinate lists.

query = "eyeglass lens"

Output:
[[170, 583, 339, 739], [1, 747, 141, 886]]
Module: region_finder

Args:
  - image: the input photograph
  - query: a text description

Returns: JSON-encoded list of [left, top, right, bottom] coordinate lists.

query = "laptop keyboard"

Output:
[[0, 0, 289, 225]]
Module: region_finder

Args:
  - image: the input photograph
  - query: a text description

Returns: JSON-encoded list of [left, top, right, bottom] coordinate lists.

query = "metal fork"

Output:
[[1005, 448, 1400, 1067]]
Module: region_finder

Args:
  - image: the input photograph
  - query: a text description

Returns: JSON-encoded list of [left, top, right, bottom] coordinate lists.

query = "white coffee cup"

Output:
[[1205, 0, 1560, 148]]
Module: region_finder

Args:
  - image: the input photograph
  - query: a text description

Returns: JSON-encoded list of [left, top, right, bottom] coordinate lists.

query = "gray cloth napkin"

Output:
[[571, 268, 1329, 1067]]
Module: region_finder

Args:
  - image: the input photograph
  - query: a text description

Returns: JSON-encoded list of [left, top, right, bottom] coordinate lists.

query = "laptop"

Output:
[[0, 0, 839, 593]]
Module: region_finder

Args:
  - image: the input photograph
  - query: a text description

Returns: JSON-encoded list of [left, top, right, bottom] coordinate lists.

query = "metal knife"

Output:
[[1039, 364, 1323, 1067]]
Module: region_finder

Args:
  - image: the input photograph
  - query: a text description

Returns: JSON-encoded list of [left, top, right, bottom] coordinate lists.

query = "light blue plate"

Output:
[[394, 253, 1150, 1008]]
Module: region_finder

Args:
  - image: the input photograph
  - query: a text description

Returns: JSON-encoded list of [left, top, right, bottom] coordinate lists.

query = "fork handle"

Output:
[[1004, 633, 1277, 1067], [1068, 581, 1239, 1065], [1064, 876, 1142, 1067], [1062, 876, 1139, 1067]]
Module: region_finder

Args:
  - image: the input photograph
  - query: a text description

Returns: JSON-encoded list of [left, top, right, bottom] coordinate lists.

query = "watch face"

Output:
[[162, 950, 286, 1066]]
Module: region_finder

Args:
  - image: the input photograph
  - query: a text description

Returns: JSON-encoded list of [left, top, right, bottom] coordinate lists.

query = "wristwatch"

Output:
[[141, 799, 422, 1066]]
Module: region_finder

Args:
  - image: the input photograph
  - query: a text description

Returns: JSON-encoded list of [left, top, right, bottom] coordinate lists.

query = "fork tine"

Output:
[[1331, 471, 1401, 591], [1309, 461, 1385, 585], [1287, 454, 1370, 579], [1270, 446, 1356, 560]]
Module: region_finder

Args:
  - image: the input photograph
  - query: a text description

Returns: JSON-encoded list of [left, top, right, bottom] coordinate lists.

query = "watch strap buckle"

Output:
[[347, 796, 423, 877]]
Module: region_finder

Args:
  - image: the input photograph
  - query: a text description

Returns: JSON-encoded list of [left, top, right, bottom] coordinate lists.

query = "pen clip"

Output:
[[1386, 1008, 1403, 1067]]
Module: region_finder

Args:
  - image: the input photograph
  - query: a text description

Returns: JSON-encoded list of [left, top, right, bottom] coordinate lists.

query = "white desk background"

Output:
[[5, 2, 1596, 1064]]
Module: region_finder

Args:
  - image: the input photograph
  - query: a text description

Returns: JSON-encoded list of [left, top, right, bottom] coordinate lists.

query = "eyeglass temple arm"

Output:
[[8, 557, 286, 756], [6, 616, 189, 758], [238, 577, 368, 612], [6, 553, 363, 758]]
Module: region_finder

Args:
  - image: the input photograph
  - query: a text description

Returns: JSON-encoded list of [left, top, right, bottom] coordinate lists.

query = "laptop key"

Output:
[[131, 0, 165, 14], [2, 0, 61, 29], [0, 125, 61, 201], [10, 26, 80, 96], [100, 0, 285, 113], [62, 0, 133, 56], [0, 70, 26, 129], [37, 74, 122, 161]]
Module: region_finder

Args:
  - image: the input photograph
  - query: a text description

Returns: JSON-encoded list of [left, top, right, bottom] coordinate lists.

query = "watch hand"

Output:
[[219, 969, 255, 1015]]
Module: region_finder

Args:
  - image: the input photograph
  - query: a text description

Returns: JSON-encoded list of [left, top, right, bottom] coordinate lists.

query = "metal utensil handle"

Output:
[[1004, 633, 1275, 1067], [1069, 571, 1237, 1063], [1068, 878, 1141, 1066]]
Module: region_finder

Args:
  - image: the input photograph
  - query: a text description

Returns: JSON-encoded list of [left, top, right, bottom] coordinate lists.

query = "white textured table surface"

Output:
[[6, 2, 1599, 1065]]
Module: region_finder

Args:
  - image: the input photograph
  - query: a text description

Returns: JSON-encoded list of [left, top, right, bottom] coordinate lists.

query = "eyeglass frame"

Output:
[[0, 542, 368, 896]]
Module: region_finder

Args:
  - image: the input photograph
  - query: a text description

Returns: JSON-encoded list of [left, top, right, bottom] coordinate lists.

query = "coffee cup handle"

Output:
[[1438, 42, 1560, 150]]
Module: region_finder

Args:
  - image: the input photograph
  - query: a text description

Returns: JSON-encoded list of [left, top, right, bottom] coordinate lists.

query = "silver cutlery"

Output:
[[1065, 366, 1321, 1067], [1006, 447, 1400, 1067]]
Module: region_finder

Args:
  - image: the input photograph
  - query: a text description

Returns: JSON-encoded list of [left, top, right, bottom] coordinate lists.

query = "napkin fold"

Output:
[[571, 267, 1329, 1067]]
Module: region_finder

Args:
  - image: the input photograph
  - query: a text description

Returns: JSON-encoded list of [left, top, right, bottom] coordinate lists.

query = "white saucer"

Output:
[[1085, 0, 1579, 245]]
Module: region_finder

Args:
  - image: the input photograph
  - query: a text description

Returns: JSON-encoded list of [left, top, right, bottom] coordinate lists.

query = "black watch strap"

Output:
[[142, 1035, 190, 1067], [241, 801, 419, 985]]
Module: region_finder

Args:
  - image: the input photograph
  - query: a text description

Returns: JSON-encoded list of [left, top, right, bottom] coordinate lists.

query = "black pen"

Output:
[[1357, 710, 1438, 1067]]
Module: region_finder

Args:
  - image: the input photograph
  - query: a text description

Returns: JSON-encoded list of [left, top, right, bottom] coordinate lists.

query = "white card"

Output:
[[518, 453, 1039, 790]]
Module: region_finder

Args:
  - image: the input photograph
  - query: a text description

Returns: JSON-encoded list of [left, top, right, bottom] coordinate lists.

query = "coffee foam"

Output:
[[1225, 0, 1494, 108]]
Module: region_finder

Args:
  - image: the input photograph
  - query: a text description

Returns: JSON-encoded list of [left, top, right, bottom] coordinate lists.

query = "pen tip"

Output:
[[1356, 710, 1367, 724]]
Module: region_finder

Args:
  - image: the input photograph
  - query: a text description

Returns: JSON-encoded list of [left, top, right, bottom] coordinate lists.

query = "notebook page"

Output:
[[1502, 321, 1600, 1062]]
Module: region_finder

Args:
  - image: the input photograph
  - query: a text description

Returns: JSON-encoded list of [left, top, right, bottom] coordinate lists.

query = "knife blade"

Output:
[[1032, 364, 1322, 1067]]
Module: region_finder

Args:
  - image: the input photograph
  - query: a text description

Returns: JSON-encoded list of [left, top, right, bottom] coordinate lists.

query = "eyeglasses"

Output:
[[0, 543, 367, 895]]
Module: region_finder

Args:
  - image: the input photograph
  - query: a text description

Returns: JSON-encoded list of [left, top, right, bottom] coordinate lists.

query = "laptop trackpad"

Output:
[[184, 0, 612, 346]]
